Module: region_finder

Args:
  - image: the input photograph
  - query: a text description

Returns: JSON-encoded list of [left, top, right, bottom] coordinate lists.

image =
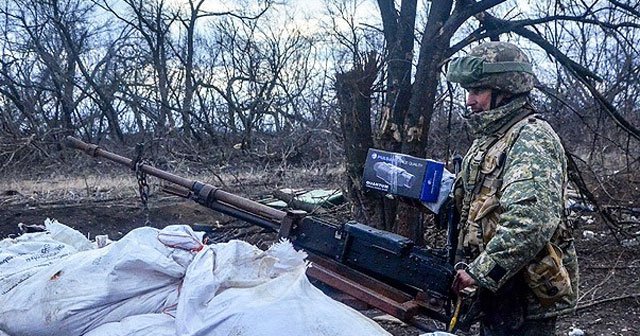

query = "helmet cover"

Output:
[[447, 42, 537, 94]]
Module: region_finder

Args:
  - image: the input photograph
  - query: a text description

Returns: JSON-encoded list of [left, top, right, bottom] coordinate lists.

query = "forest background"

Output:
[[1, 0, 637, 240]]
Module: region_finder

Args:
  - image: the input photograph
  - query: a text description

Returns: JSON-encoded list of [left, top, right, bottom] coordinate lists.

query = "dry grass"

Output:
[[0, 174, 138, 206], [0, 163, 345, 207]]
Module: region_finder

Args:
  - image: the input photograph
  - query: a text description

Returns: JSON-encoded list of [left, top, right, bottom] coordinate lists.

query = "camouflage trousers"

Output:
[[480, 317, 557, 336], [475, 274, 558, 335]]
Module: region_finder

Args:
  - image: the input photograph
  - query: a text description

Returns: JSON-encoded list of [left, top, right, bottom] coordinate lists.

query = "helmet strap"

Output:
[[490, 90, 521, 109], [490, 90, 500, 109]]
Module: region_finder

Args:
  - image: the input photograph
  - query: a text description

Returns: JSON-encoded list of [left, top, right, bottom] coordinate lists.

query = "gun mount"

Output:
[[65, 136, 455, 331]]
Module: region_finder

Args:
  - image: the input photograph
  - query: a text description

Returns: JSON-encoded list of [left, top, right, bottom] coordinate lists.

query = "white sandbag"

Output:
[[45, 218, 95, 251], [83, 313, 176, 336], [176, 239, 391, 336], [192, 268, 391, 336], [0, 218, 95, 293], [2, 224, 390, 336], [0, 225, 202, 336], [0, 227, 82, 298]]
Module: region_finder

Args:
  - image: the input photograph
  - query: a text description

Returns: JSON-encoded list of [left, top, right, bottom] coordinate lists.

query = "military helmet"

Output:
[[447, 41, 537, 94]]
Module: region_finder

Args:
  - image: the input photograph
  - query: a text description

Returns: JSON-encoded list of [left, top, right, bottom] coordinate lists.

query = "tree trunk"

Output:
[[393, 1, 454, 242], [375, 0, 418, 232], [377, 0, 417, 152], [335, 54, 386, 229]]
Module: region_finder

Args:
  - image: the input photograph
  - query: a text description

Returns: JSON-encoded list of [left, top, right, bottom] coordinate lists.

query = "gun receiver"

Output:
[[65, 136, 455, 330]]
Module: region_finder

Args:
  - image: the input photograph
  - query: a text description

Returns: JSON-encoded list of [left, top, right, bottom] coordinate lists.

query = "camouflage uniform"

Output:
[[447, 42, 578, 334]]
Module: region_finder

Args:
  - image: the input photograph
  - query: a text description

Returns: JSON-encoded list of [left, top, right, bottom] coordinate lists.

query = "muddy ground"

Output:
[[1, 172, 639, 336]]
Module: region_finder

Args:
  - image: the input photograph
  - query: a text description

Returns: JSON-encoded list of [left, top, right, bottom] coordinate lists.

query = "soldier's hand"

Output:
[[451, 269, 476, 295]]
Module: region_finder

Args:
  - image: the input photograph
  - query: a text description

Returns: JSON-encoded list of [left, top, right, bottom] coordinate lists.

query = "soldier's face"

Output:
[[466, 88, 502, 113]]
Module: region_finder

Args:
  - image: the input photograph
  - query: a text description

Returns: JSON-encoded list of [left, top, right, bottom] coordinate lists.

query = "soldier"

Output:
[[446, 41, 578, 335]]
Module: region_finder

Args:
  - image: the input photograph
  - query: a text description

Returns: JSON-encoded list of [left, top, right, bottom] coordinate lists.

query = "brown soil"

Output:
[[1, 176, 639, 335]]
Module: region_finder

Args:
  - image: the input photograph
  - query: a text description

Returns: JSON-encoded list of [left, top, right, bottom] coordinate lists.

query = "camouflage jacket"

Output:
[[456, 97, 578, 319]]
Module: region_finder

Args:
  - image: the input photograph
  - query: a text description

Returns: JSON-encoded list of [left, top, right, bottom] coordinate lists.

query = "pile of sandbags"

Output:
[[0, 219, 391, 336]]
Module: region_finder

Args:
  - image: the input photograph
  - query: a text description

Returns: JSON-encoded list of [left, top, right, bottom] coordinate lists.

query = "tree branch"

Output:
[[468, 12, 640, 144], [577, 293, 640, 311], [478, 14, 603, 81], [609, 0, 640, 17], [441, 0, 507, 42]]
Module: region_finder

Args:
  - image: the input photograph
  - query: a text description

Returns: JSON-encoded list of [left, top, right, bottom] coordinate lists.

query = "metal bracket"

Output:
[[306, 253, 448, 332], [278, 210, 306, 240]]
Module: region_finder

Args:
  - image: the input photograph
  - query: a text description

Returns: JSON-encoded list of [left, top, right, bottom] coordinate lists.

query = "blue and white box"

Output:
[[362, 148, 444, 202]]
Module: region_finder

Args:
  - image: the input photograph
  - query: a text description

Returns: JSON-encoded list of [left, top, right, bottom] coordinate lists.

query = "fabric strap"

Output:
[[483, 61, 533, 74]]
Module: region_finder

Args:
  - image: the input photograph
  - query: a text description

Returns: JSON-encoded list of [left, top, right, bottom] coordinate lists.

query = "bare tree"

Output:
[[0, 0, 123, 141], [199, 9, 318, 148]]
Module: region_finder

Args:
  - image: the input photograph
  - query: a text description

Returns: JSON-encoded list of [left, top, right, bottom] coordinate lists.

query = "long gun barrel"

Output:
[[66, 136, 284, 231], [65, 136, 455, 330]]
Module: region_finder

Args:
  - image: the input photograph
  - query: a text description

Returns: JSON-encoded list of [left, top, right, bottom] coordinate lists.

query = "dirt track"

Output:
[[1, 193, 638, 336]]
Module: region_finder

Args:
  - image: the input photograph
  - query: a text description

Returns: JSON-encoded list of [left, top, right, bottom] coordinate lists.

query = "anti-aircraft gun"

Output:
[[65, 136, 456, 332]]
